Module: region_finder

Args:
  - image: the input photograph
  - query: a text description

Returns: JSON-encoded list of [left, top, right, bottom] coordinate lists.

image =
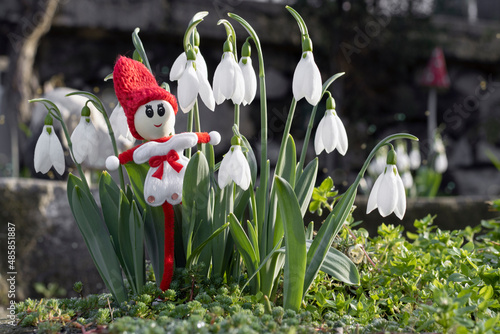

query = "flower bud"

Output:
[[326, 95, 336, 110], [223, 39, 233, 53], [186, 45, 197, 61], [231, 135, 241, 146]]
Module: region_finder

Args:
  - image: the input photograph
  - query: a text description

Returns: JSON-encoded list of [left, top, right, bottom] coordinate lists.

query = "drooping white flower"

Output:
[[239, 57, 257, 106], [292, 39, 322, 106], [213, 40, 245, 105], [367, 148, 406, 220], [401, 170, 413, 189], [71, 106, 99, 164], [218, 144, 251, 190], [409, 144, 421, 170], [170, 47, 215, 113], [314, 96, 348, 155], [434, 152, 448, 173], [238, 40, 257, 106], [34, 116, 65, 175], [433, 136, 448, 173], [109, 103, 134, 143]]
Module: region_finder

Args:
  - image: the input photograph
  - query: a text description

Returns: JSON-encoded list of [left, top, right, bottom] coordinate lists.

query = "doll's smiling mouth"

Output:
[[154, 123, 162, 128]]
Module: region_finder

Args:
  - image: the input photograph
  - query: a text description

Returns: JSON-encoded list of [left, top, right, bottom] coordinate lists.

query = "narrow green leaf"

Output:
[[228, 213, 259, 290], [68, 184, 127, 303], [118, 192, 136, 294], [275, 176, 307, 312], [99, 172, 121, 248], [280, 135, 297, 187], [306, 240, 360, 285], [129, 200, 145, 292], [187, 222, 230, 268], [294, 158, 318, 217]]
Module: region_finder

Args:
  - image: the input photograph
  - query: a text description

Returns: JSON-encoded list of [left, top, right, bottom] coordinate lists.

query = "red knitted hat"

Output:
[[113, 56, 178, 140]]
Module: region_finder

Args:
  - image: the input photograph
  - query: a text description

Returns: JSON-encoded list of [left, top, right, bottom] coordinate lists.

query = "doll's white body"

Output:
[[132, 133, 198, 206]]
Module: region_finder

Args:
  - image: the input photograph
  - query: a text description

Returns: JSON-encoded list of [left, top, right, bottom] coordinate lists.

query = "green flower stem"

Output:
[[234, 104, 240, 130], [217, 19, 238, 59], [183, 12, 209, 53], [228, 13, 267, 184], [285, 6, 309, 38], [296, 72, 345, 179], [193, 100, 202, 151], [66, 92, 126, 190], [186, 107, 194, 159]]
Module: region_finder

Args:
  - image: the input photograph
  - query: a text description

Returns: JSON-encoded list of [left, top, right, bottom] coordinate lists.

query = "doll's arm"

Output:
[[105, 144, 142, 170], [194, 131, 221, 145]]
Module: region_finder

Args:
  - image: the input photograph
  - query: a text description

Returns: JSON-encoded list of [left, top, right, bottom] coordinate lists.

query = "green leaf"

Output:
[[182, 152, 212, 272], [275, 176, 307, 312], [124, 162, 165, 286], [228, 213, 260, 291], [67, 178, 127, 303], [280, 135, 297, 187], [305, 240, 359, 285], [129, 200, 145, 292], [118, 192, 136, 293], [187, 222, 230, 268], [294, 158, 318, 217], [212, 186, 232, 277], [99, 172, 121, 249]]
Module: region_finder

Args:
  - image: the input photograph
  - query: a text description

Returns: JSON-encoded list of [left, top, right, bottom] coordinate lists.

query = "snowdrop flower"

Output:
[[238, 39, 257, 106], [401, 170, 413, 189], [218, 137, 251, 190], [292, 36, 322, 106], [70, 105, 99, 164], [110, 103, 135, 143], [34, 114, 65, 175], [171, 46, 215, 113], [433, 136, 448, 173], [395, 142, 410, 171], [409, 142, 421, 170], [367, 147, 406, 220], [314, 95, 348, 155], [213, 39, 245, 105]]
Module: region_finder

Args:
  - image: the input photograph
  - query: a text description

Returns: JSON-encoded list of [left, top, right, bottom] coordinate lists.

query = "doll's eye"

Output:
[[157, 103, 165, 117], [145, 105, 154, 118]]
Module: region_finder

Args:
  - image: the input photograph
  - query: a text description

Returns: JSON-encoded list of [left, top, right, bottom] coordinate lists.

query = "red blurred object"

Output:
[[420, 47, 450, 88]]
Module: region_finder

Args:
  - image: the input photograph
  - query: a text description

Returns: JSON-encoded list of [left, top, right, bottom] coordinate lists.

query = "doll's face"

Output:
[[134, 100, 175, 140]]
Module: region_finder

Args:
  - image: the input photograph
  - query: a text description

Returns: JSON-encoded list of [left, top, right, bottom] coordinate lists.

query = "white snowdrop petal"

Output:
[[34, 126, 52, 173], [314, 116, 326, 155], [71, 120, 87, 163], [178, 62, 200, 113], [334, 114, 348, 156], [170, 52, 187, 81], [231, 147, 251, 190], [197, 70, 215, 111], [322, 112, 337, 154], [216, 53, 237, 100], [196, 51, 208, 80], [304, 53, 322, 106], [218, 150, 233, 188], [409, 150, 421, 170], [231, 63, 245, 105], [435, 153, 448, 173], [292, 53, 308, 101], [377, 166, 398, 217], [49, 130, 65, 175], [85, 122, 100, 164], [394, 170, 406, 220], [367, 173, 383, 214], [109, 104, 130, 142], [239, 57, 257, 105]]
